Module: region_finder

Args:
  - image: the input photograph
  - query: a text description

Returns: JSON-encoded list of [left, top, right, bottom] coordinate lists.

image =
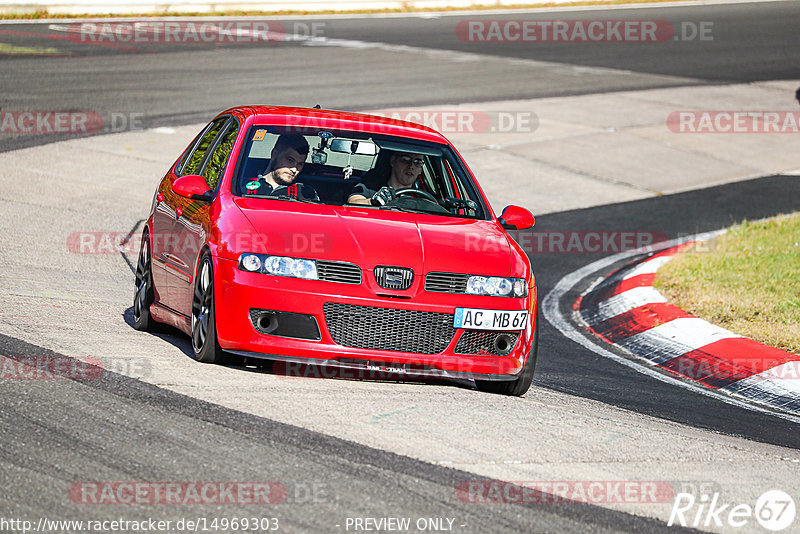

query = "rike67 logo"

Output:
[[669, 490, 796, 531]]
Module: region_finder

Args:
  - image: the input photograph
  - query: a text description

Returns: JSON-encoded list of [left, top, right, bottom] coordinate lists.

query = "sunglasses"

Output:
[[398, 155, 425, 167]]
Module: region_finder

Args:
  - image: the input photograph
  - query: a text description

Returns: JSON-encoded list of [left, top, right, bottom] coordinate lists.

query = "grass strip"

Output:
[[655, 213, 800, 355]]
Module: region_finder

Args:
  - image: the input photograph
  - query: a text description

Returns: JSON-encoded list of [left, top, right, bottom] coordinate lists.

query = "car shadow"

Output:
[[122, 306, 476, 391], [231, 357, 477, 391], [122, 306, 195, 359]]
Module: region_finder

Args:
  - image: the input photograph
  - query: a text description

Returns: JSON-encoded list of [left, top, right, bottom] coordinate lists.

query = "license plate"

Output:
[[453, 308, 528, 331]]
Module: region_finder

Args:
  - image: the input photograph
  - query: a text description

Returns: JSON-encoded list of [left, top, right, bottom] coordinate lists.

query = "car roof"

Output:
[[221, 105, 450, 145]]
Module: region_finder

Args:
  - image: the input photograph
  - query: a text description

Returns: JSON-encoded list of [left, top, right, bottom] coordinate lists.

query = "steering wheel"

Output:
[[394, 188, 438, 203]]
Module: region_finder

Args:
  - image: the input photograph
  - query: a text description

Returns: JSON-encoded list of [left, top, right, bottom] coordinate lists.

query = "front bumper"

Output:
[[215, 257, 536, 378]]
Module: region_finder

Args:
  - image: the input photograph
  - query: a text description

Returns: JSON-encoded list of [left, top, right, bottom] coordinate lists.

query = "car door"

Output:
[[172, 118, 240, 317], [152, 117, 228, 313]]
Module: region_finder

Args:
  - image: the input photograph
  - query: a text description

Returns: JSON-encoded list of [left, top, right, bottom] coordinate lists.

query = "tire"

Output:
[[191, 253, 226, 364], [475, 322, 539, 396], [133, 232, 156, 331]]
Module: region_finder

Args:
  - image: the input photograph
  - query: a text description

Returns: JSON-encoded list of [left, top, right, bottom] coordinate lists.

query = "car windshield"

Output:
[[233, 126, 488, 219]]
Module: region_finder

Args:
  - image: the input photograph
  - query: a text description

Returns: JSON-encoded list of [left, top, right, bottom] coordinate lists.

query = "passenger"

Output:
[[347, 152, 425, 206], [245, 133, 319, 201]]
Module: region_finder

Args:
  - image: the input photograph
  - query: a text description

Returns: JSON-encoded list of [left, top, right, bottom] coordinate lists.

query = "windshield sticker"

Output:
[[253, 129, 266, 141], [246, 180, 260, 191]]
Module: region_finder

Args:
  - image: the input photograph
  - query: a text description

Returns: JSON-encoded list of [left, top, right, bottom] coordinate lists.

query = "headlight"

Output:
[[512, 278, 527, 298], [240, 254, 262, 272], [466, 275, 527, 297], [466, 276, 486, 295], [238, 254, 318, 280], [290, 259, 318, 280]]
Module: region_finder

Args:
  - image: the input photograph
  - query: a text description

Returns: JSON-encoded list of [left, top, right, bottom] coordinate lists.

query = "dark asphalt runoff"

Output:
[[1, 1, 799, 531]]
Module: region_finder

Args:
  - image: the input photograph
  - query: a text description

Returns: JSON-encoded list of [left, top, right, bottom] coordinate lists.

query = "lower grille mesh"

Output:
[[323, 303, 455, 354], [454, 330, 520, 356]]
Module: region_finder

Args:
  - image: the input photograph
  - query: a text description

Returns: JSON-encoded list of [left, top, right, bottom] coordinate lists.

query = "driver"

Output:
[[347, 152, 424, 206], [246, 133, 319, 201]]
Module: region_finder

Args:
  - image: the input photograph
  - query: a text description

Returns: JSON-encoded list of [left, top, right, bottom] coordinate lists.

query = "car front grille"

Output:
[[374, 266, 414, 290], [454, 330, 520, 356], [425, 272, 469, 293], [316, 260, 361, 284], [323, 302, 456, 354]]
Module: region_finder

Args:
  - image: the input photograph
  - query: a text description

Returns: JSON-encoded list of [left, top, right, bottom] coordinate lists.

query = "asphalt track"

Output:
[[1, 334, 700, 533], [1, 1, 800, 532]]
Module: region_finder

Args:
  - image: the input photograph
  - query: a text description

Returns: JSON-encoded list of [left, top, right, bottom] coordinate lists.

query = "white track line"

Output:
[[302, 36, 638, 78], [42, 22, 642, 78]]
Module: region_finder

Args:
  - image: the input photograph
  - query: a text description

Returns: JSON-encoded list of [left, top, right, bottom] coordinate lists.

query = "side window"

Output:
[[182, 118, 227, 176], [441, 159, 461, 198], [202, 122, 239, 190], [419, 157, 445, 198], [420, 162, 441, 200]]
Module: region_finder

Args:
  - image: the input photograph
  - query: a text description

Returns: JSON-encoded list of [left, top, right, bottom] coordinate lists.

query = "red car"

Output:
[[133, 106, 538, 395]]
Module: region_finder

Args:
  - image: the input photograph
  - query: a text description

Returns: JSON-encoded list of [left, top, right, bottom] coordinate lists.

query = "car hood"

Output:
[[232, 199, 516, 276]]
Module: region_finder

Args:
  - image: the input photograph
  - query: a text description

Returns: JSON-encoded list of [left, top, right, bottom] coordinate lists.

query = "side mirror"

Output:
[[173, 175, 213, 202], [499, 205, 535, 230]]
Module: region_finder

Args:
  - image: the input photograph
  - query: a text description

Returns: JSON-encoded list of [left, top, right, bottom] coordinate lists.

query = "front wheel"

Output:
[[191, 254, 226, 363], [475, 322, 538, 396], [133, 232, 155, 331]]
